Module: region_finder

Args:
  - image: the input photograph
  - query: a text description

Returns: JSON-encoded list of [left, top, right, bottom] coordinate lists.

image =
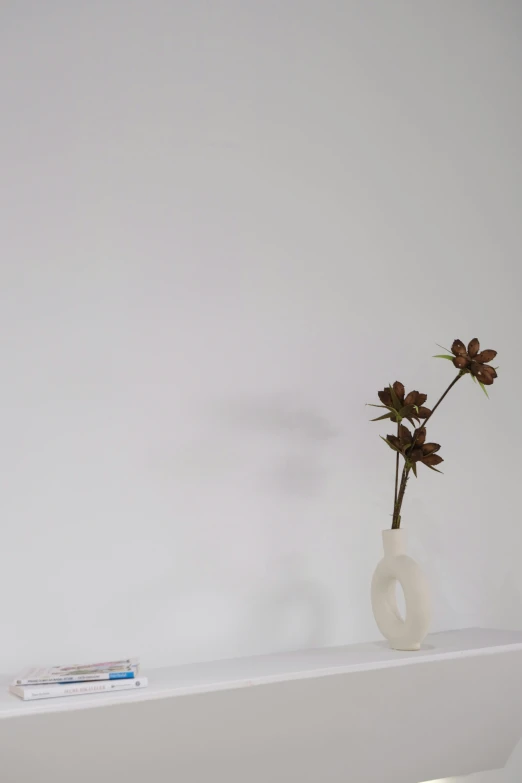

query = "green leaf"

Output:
[[436, 343, 452, 353], [367, 404, 394, 411], [411, 462, 418, 478], [399, 405, 416, 423], [389, 384, 401, 411], [426, 464, 444, 474], [371, 413, 392, 421], [478, 381, 489, 398], [380, 435, 398, 452], [471, 374, 477, 383], [433, 354, 455, 361]]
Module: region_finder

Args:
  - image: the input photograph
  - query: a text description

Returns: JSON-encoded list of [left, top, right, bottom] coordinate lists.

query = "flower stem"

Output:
[[390, 371, 463, 529], [422, 372, 463, 428], [392, 466, 409, 529], [393, 421, 400, 516]]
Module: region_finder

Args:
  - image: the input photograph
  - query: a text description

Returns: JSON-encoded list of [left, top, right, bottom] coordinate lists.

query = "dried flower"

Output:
[[370, 381, 431, 425], [451, 338, 498, 385], [374, 336, 500, 529], [383, 425, 443, 475]]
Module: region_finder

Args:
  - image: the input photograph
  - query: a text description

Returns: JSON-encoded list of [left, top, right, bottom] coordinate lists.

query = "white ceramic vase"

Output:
[[371, 529, 431, 651]]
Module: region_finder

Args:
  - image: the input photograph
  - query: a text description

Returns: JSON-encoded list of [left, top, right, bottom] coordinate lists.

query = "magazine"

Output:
[[12, 658, 140, 686], [10, 676, 148, 701]]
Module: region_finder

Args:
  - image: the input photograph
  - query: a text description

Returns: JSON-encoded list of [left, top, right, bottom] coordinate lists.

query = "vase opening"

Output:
[[394, 581, 406, 622]]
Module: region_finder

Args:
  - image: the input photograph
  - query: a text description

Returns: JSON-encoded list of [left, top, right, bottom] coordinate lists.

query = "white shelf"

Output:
[[1, 627, 522, 720], [2, 628, 522, 783]]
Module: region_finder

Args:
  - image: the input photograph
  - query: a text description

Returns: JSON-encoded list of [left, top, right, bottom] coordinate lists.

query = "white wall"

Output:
[[0, 0, 521, 675]]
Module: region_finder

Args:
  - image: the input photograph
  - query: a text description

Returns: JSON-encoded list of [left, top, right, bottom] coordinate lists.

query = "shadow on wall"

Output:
[[95, 556, 335, 662], [218, 395, 338, 440], [130, 395, 340, 658], [147, 394, 340, 498], [245, 555, 334, 654], [216, 394, 339, 496]]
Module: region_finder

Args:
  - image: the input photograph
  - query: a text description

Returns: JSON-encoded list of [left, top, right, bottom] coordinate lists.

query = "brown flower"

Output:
[[370, 381, 431, 425], [451, 338, 498, 385], [383, 425, 444, 474]]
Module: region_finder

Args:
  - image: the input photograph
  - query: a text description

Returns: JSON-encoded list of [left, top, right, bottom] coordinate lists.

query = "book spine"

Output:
[[16, 671, 136, 686], [13, 678, 148, 701]]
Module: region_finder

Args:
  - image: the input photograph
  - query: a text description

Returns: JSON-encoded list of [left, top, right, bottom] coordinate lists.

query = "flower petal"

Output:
[[392, 381, 405, 404], [378, 388, 393, 406], [453, 355, 470, 369], [417, 406, 431, 419], [410, 448, 424, 462], [452, 339, 467, 356], [472, 364, 497, 384], [385, 435, 401, 451], [422, 442, 440, 455], [467, 338, 480, 358], [475, 349, 497, 364], [421, 453, 444, 466], [404, 390, 418, 406], [416, 393, 428, 407], [399, 424, 412, 444], [414, 427, 426, 445]]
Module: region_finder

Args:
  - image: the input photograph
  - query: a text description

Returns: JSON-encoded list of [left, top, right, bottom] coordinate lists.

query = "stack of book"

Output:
[[9, 659, 147, 702]]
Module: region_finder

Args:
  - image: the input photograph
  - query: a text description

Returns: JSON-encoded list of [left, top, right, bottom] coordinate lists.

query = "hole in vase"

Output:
[[395, 580, 406, 621]]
